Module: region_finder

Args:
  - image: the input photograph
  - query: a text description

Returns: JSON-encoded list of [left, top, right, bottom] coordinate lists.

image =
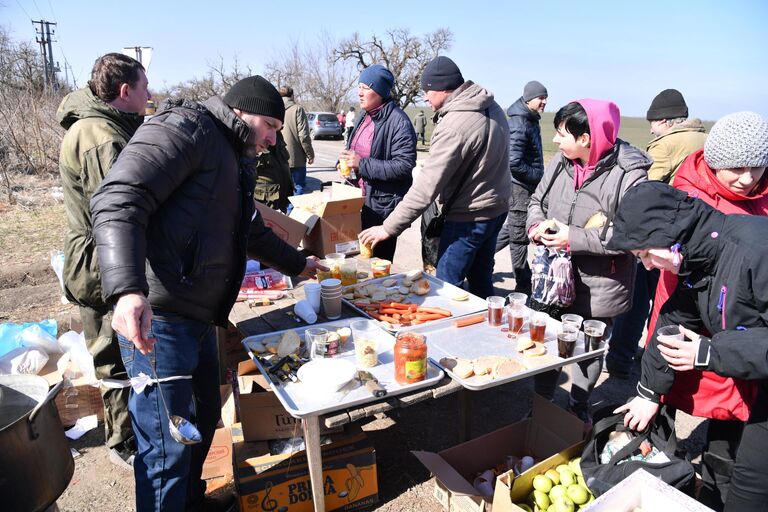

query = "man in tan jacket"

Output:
[[280, 86, 314, 195], [360, 56, 510, 298]]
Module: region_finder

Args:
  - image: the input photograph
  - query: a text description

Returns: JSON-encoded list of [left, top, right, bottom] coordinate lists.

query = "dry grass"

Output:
[[0, 197, 66, 266]]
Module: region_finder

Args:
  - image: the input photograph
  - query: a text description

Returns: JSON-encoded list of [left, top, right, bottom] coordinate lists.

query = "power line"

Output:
[[14, 0, 32, 19]]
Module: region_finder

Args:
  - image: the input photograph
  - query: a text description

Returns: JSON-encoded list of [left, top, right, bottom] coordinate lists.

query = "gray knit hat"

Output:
[[523, 81, 548, 102], [704, 111, 768, 170]]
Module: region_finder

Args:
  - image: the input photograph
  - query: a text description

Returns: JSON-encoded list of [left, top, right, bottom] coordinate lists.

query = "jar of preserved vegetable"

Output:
[[394, 332, 427, 385]]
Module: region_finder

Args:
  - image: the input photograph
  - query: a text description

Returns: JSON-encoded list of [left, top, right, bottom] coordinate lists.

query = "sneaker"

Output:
[[108, 446, 135, 471]]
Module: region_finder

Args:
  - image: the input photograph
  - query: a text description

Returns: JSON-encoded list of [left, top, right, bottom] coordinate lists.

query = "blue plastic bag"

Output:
[[0, 320, 58, 358]]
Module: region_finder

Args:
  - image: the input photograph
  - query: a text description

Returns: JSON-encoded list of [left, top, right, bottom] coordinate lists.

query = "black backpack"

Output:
[[580, 404, 695, 497]]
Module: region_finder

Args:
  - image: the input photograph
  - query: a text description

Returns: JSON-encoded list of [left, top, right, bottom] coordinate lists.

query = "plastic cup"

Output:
[[530, 312, 548, 343], [316, 260, 334, 282], [557, 323, 578, 358], [340, 260, 358, 286], [583, 319, 607, 351], [305, 328, 333, 359], [561, 314, 584, 329], [657, 325, 685, 345], [370, 258, 391, 278], [325, 253, 346, 280], [304, 283, 322, 313], [487, 296, 506, 327], [507, 304, 527, 337], [350, 319, 379, 368], [507, 292, 528, 308], [339, 159, 352, 178], [294, 299, 318, 324]]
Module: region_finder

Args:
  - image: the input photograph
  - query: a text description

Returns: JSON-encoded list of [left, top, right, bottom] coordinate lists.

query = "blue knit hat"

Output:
[[359, 65, 394, 100]]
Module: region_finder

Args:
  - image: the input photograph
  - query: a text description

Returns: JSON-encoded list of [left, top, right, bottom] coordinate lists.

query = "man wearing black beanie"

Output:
[[91, 76, 323, 511], [361, 56, 512, 298]]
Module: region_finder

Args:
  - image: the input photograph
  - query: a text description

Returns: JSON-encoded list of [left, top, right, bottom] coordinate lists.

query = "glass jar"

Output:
[[394, 332, 428, 385]]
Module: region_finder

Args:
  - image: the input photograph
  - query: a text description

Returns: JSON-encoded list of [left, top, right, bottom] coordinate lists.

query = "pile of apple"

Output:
[[516, 457, 595, 512]]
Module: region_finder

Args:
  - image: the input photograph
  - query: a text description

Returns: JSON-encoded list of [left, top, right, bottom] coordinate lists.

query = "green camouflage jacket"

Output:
[[57, 87, 143, 307]]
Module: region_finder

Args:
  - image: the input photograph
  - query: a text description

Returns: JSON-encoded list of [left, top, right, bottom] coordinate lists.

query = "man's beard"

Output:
[[243, 145, 262, 159]]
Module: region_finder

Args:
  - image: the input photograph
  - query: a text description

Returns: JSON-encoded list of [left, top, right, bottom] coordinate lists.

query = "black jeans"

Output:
[[495, 183, 532, 295], [725, 389, 768, 511]]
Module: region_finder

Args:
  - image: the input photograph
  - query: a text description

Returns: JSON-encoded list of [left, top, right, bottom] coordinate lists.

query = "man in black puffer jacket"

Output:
[[495, 80, 547, 295], [91, 76, 322, 512]]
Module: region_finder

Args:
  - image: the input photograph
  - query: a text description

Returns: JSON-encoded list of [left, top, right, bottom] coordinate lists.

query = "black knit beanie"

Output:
[[421, 56, 464, 92], [223, 76, 284, 123], [646, 89, 688, 121]]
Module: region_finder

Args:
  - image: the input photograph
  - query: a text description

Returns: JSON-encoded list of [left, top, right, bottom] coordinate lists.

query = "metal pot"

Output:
[[0, 374, 74, 512]]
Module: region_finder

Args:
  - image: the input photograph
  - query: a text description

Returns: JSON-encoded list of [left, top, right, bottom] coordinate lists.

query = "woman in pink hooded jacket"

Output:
[[527, 99, 650, 424]]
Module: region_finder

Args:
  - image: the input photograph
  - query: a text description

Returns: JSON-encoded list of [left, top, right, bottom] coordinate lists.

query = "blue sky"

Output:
[[3, 0, 767, 120]]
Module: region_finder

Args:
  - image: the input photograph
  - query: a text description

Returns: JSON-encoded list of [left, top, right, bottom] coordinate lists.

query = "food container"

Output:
[[394, 332, 427, 385], [370, 258, 391, 278], [359, 239, 373, 259], [350, 319, 379, 368], [340, 259, 358, 286], [325, 253, 346, 280]]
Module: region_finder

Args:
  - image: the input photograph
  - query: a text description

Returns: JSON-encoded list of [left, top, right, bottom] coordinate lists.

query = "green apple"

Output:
[[566, 484, 590, 505], [529, 489, 550, 511], [549, 484, 567, 501], [554, 496, 575, 512], [545, 469, 561, 485], [556, 464, 571, 473], [533, 474, 554, 493], [548, 505, 556, 512], [558, 468, 576, 487]]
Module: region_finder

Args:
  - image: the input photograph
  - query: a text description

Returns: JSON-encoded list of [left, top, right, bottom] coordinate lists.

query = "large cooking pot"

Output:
[[0, 374, 74, 512]]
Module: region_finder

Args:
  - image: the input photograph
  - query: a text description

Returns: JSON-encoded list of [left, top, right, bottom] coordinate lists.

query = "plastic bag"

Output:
[[0, 320, 58, 358], [50, 250, 69, 305], [0, 347, 49, 375], [19, 324, 62, 354], [530, 246, 575, 309], [57, 330, 97, 383]]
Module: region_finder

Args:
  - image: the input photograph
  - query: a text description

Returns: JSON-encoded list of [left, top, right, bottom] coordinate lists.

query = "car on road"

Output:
[[307, 112, 343, 140]]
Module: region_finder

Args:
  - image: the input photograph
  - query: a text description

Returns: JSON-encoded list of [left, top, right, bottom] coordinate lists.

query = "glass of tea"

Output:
[[487, 296, 506, 327], [507, 304, 526, 338], [530, 312, 548, 343], [583, 320, 607, 352], [557, 323, 578, 358]]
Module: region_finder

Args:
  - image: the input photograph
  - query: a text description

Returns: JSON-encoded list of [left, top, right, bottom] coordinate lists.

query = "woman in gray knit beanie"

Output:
[[704, 111, 768, 196]]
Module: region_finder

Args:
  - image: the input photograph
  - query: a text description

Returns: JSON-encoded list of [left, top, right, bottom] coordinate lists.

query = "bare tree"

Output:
[[334, 28, 453, 108], [162, 55, 252, 103], [264, 32, 357, 112]]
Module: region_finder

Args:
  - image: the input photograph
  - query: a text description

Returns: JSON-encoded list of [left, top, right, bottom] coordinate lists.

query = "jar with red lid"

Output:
[[394, 332, 427, 385]]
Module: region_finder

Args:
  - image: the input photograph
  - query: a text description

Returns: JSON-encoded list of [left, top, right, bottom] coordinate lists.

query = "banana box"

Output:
[[233, 424, 378, 511]]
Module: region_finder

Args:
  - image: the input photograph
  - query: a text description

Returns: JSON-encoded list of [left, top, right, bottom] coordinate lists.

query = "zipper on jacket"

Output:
[[717, 285, 727, 330]]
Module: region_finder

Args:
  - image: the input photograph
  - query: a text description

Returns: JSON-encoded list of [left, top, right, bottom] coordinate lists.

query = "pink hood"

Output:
[[573, 99, 620, 188]]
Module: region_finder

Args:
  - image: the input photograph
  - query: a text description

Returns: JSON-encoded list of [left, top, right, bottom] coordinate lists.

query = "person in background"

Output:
[[345, 106, 356, 143], [414, 109, 428, 145], [528, 99, 649, 426], [635, 112, 768, 509], [337, 110, 346, 127], [91, 76, 323, 512], [339, 64, 416, 261], [251, 130, 294, 212], [494, 80, 548, 296], [606, 88, 708, 379], [280, 85, 314, 196], [57, 52, 150, 470], [608, 182, 768, 512], [360, 56, 511, 298]]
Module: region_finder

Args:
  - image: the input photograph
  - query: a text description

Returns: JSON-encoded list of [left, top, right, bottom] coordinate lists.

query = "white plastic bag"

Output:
[[19, 324, 62, 354], [50, 250, 69, 304], [57, 330, 97, 383], [0, 347, 49, 375]]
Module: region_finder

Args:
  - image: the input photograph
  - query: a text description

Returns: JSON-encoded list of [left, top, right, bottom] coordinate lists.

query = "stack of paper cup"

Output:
[[304, 282, 322, 313], [320, 278, 343, 319]]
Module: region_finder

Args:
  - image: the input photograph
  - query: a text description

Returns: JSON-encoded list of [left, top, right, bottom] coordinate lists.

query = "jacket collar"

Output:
[[202, 96, 250, 153]]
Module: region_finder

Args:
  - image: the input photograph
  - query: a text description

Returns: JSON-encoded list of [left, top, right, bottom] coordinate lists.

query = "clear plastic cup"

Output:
[[325, 253, 346, 279], [557, 323, 578, 358], [657, 325, 685, 344], [487, 296, 506, 327], [370, 258, 391, 278], [530, 312, 548, 343], [561, 314, 584, 329], [507, 292, 528, 308], [305, 328, 334, 358], [340, 260, 358, 286], [350, 319, 379, 368], [583, 319, 607, 351]]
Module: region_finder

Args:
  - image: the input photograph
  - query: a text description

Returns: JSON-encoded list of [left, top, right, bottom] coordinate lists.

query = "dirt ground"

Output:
[[0, 144, 707, 511]]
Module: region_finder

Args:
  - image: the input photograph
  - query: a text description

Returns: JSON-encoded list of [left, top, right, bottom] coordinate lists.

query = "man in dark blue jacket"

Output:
[[495, 80, 547, 295]]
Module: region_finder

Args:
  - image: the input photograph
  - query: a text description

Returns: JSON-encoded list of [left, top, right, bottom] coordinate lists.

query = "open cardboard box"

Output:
[[585, 469, 713, 512], [202, 385, 237, 481], [236, 359, 340, 441], [413, 395, 584, 512], [254, 201, 314, 249], [288, 183, 364, 256], [233, 423, 378, 511], [39, 352, 104, 427]]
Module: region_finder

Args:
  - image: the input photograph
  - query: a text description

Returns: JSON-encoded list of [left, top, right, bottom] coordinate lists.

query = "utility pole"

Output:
[[32, 19, 60, 93]]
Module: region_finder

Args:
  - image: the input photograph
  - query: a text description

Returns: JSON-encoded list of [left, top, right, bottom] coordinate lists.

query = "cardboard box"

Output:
[[233, 424, 378, 512], [585, 469, 713, 512], [40, 352, 104, 427], [236, 359, 340, 441], [493, 441, 585, 512], [289, 183, 364, 256], [254, 201, 313, 249], [413, 395, 584, 512], [202, 385, 238, 481]]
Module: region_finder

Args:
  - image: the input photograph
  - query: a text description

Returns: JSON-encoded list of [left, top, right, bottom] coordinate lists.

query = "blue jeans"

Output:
[[118, 311, 220, 512], [606, 263, 659, 374], [436, 213, 505, 299], [290, 166, 307, 196]]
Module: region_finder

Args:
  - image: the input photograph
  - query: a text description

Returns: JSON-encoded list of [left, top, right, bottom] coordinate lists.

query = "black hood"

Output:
[[608, 181, 726, 275]]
